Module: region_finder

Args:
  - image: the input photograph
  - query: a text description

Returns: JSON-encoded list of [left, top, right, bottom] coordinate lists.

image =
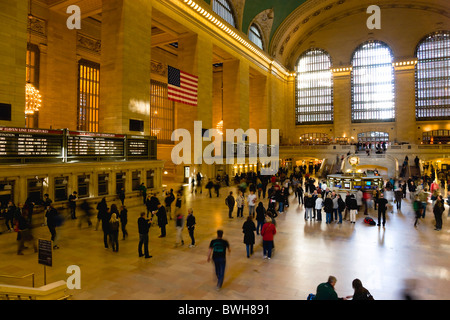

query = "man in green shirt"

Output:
[[314, 276, 346, 300]]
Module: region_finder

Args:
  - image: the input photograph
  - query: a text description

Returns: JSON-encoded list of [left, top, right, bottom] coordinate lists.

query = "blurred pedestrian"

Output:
[[242, 216, 256, 258], [207, 230, 231, 290]]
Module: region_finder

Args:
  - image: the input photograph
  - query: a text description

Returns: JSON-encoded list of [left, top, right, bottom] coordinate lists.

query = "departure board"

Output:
[[127, 136, 149, 157], [67, 131, 125, 157], [0, 127, 63, 157]]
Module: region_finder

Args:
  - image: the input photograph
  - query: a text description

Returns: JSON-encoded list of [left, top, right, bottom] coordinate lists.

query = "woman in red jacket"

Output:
[[261, 217, 277, 259]]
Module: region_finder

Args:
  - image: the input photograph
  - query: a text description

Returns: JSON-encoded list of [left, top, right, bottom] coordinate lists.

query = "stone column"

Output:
[[100, 0, 152, 135], [0, 0, 28, 127], [332, 69, 352, 140], [394, 63, 417, 144], [176, 33, 213, 178], [223, 58, 249, 130]]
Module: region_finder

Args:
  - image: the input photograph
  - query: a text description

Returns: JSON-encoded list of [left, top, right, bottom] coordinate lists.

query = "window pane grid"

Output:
[[249, 24, 263, 50], [77, 60, 100, 132], [150, 80, 175, 144], [416, 32, 450, 120], [212, 0, 236, 27], [351, 42, 395, 123], [295, 49, 333, 125]]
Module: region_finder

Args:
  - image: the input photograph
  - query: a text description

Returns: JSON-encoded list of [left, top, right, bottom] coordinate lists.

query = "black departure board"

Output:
[[0, 127, 63, 157], [67, 131, 125, 157], [127, 136, 149, 157]]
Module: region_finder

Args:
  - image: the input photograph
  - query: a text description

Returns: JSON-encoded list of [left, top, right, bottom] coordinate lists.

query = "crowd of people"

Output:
[[0, 162, 448, 296]]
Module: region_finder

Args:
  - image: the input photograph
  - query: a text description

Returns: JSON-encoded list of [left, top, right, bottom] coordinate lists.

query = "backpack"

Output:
[[364, 217, 376, 226]]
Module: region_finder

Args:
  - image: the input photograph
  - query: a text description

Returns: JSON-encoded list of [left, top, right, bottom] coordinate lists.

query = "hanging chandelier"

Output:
[[25, 82, 42, 115]]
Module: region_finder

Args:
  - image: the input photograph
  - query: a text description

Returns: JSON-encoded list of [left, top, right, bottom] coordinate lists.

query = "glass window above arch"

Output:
[[249, 24, 263, 50], [212, 0, 236, 28], [416, 31, 450, 121], [295, 49, 333, 125], [351, 41, 395, 123]]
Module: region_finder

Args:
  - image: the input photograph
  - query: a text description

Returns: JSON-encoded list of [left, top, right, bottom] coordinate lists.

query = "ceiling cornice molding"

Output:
[[271, 0, 450, 68]]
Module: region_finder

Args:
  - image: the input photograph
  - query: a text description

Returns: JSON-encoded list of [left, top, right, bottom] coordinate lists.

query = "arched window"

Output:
[[212, 0, 236, 28], [416, 31, 450, 120], [249, 23, 264, 50], [295, 49, 333, 125], [351, 41, 395, 123]]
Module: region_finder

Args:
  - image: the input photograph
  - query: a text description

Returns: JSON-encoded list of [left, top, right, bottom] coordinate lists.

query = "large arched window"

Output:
[[416, 31, 450, 120], [351, 41, 395, 123], [249, 23, 264, 50], [212, 0, 236, 28], [295, 49, 333, 125]]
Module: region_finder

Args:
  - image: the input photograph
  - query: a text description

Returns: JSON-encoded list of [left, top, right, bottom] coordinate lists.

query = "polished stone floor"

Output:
[[0, 184, 449, 300]]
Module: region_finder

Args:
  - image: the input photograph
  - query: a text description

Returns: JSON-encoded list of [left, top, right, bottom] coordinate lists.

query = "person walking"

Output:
[[45, 204, 61, 249], [247, 191, 257, 218], [315, 194, 323, 221], [348, 194, 358, 224], [156, 204, 168, 238], [118, 187, 125, 206], [99, 204, 112, 249], [394, 187, 403, 211], [255, 202, 266, 235], [146, 193, 160, 219], [15, 208, 37, 255], [175, 211, 184, 247], [109, 213, 120, 252], [261, 217, 277, 259], [346, 279, 374, 300], [68, 191, 77, 219], [413, 197, 422, 228], [119, 205, 128, 240], [138, 212, 152, 258], [236, 191, 244, 218], [305, 194, 314, 220], [207, 230, 231, 290], [377, 193, 389, 227], [79, 200, 93, 229], [186, 208, 196, 248], [433, 195, 445, 231], [225, 192, 235, 219], [324, 194, 334, 224], [164, 190, 175, 220], [337, 194, 345, 224], [242, 216, 256, 258], [95, 197, 108, 231]]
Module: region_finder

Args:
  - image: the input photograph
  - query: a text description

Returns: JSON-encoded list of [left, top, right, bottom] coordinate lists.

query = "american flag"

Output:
[[168, 65, 198, 106]]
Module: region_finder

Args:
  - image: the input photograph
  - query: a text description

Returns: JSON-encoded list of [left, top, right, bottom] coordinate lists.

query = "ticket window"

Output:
[[131, 171, 141, 191], [0, 181, 14, 207], [98, 174, 109, 196], [54, 177, 68, 202], [116, 173, 125, 194], [146, 170, 155, 189], [27, 178, 43, 203], [78, 175, 90, 199]]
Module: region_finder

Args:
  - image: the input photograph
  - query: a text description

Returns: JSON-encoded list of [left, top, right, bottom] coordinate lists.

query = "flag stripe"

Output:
[[168, 66, 198, 106], [168, 84, 198, 98]]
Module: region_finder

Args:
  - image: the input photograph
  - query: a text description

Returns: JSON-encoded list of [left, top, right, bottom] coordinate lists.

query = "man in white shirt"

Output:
[[247, 191, 257, 218]]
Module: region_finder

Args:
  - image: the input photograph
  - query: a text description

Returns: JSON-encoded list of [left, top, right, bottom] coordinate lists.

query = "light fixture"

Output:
[[25, 83, 42, 114]]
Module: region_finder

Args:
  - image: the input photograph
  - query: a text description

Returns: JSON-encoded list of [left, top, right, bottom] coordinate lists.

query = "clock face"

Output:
[[349, 156, 359, 165]]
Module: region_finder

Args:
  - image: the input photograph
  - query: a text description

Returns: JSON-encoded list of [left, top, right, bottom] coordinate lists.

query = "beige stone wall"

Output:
[[0, 0, 28, 127]]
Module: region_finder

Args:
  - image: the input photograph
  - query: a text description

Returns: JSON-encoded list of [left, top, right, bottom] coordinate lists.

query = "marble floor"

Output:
[[0, 185, 449, 300]]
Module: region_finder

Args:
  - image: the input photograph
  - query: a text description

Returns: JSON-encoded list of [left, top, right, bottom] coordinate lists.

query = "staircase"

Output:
[[0, 280, 70, 300]]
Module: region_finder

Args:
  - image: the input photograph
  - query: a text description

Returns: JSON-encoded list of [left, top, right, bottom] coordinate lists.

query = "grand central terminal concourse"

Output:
[[0, 0, 449, 304]]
